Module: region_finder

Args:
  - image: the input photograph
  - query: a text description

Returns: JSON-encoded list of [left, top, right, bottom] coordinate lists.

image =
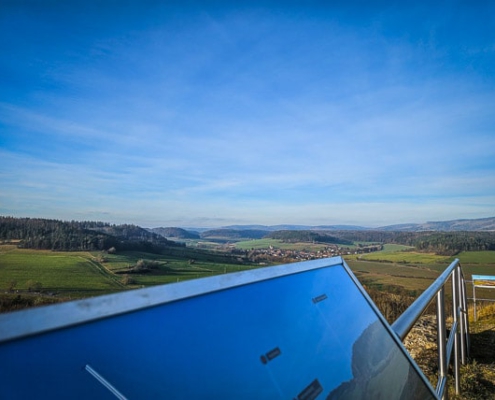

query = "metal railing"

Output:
[[391, 259, 470, 399]]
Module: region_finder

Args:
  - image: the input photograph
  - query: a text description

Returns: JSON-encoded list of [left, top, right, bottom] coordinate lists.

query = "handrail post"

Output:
[[436, 287, 448, 400], [458, 266, 467, 364], [452, 268, 460, 395], [461, 273, 470, 358], [473, 281, 477, 322]]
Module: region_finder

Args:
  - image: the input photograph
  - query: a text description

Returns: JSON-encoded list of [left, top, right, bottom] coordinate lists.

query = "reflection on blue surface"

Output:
[[0, 261, 436, 399]]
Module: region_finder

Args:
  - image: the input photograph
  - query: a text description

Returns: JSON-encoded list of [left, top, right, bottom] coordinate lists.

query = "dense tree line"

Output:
[[326, 230, 418, 245], [330, 230, 495, 255], [0, 216, 183, 253], [412, 232, 495, 255]]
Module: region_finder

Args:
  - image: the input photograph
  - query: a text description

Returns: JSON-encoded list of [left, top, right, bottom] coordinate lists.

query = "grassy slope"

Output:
[[0, 245, 123, 296], [346, 247, 448, 295], [234, 238, 329, 251], [346, 249, 495, 302], [102, 250, 254, 285], [0, 245, 251, 299]]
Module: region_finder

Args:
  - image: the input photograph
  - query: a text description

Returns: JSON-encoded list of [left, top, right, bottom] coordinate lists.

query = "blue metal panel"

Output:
[[472, 275, 495, 281], [472, 274, 495, 288], [0, 257, 437, 399], [472, 274, 495, 281]]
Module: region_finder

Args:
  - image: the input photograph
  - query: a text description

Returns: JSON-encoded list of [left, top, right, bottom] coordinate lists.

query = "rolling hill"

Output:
[[194, 216, 495, 233]]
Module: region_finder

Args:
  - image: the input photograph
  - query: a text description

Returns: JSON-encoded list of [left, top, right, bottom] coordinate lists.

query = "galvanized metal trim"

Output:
[[436, 288, 447, 398], [0, 256, 344, 343], [436, 376, 447, 399], [446, 320, 458, 367]]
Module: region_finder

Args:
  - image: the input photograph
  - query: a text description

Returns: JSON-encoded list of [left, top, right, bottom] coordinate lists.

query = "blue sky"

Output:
[[1, 2, 495, 228]]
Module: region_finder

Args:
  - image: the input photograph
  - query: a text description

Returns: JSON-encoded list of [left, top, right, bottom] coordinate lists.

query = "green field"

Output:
[[346, 259, 442, 294], [0, 246, 123, 297], [0, 245, 254, 300], [381, 244, 415, 252], [101, 250, 255, 286], [350, 250, 452, 265], [234, 238, 329, 251], [343, 246, 492, 295], [456, 251, 495, 264], [345, 249, 495, 300]]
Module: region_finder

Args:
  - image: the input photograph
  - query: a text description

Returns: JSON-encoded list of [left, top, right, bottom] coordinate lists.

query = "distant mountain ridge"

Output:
[[200, 229, 268, 240], [377, 216, 495, 232], [222, 224, 369, 231], [178, 216, 495, 233]]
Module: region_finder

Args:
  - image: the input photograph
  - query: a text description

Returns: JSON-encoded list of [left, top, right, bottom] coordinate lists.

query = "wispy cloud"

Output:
[[1, 4, 495, 226]]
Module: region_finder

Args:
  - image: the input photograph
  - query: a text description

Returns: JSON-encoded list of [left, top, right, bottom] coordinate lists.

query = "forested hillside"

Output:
[[332, 231, 495, 255], [0, 217, 183, 252], [413, 232, 495, 255]]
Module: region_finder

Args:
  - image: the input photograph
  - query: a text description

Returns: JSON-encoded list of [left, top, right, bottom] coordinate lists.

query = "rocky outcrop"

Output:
[[403, 315, 438, 385]]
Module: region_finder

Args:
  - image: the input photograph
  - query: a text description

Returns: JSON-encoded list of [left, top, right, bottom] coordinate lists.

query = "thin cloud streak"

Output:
[[1, 3, 495, 226]]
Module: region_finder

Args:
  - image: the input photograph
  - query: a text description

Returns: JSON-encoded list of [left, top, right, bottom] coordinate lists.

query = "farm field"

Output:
[[455, 251, 495, 300], [350, 250, 452, 265], [344, 248, 450, 295], [0, 245, 123, 297], [101, 250, 255, 286], [234, 238, 329, 251], [349, 248, 495, 275], [346, 248, 495, 301], [381, 244, 414, 252], [0, 245, 249, 302], [456, 250, 495, 265], [346, 259, 442, 295]]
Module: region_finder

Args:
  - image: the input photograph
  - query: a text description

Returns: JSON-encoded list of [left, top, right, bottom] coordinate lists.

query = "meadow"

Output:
[[350, 251, 452, 265], [234, 238, 329, 251], [0, 245, 123, 297], [101, 250, 254, 286], [0, 245, 253, 300], [347, 248, 495, 300]]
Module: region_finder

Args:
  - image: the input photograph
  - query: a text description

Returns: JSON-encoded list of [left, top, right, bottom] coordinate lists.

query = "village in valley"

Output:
[[221, 243, 384, 265]]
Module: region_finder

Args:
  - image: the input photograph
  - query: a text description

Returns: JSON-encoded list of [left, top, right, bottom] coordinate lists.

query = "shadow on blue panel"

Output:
[[0, 257, 437, 399]]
